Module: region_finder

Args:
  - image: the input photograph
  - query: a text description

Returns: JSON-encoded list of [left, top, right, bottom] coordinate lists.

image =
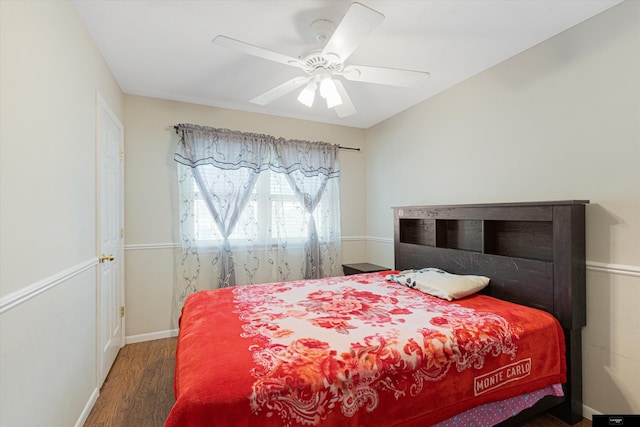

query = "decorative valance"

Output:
[[174, 123, 340, 178]]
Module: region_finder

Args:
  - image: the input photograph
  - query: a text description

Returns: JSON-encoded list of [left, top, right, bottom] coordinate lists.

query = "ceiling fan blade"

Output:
[[340, 65, 430, 88], [250, 76, 310, 105], [321, 2, 384, 64], [213, 35, 307, 70], [332, 80, 357, 118]]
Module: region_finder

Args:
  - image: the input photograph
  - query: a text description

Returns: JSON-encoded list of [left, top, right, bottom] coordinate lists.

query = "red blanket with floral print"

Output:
[[165, 272, 565, 427]]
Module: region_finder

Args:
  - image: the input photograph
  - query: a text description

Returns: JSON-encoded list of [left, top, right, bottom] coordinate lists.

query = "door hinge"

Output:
[[120, 228, 124, 239], [120, 151, 124, 160], [120, 306, 125, 318]]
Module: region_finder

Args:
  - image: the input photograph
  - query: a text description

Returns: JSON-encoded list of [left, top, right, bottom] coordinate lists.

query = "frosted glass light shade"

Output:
[[297, 83, 316, 107], [319, 77, 342, 108]]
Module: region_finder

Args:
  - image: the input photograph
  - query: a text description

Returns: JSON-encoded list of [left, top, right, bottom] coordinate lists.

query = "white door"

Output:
[[96, 94, 124, 387]]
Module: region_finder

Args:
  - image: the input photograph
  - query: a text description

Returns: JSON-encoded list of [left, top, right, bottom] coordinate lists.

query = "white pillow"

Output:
[[385, 268, 490, 301]]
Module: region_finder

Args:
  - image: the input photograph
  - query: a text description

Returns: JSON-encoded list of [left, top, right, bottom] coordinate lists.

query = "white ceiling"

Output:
[[73, 0, 622, 129]]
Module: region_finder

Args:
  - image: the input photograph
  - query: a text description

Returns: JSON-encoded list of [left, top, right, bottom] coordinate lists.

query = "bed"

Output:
[[165, 200, 588, 426]]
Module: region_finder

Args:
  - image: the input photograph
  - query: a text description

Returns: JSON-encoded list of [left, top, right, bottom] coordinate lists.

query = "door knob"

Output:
[[100, 254, 115, 263]]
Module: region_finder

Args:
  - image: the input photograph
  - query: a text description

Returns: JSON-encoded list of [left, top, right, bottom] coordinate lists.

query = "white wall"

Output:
[[365, 1, 639, 416], [123, 95, 367, 337], [0, 1, 123, 426]]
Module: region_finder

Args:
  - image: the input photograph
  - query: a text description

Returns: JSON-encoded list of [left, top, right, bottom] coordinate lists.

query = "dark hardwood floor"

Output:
[[83, 337, 593, 427], [84, 338, 176, 427]]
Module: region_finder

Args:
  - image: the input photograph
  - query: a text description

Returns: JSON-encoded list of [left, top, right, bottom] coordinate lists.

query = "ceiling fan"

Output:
[[212, 2, 430, 118]]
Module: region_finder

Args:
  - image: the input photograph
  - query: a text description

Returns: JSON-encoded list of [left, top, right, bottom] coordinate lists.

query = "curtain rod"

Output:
[[173, 125, 360, 152]]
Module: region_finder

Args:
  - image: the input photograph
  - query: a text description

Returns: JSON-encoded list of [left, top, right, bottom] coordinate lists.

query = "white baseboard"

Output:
[[75, 387, 99, 427], [125, 329, 178, 344], [583, 404, 601, 421]]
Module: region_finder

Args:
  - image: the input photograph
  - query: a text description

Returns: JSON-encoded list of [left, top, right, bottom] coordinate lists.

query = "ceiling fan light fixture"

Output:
[[325, 92, 343, 109], [319, 76, 342, 108], [213, 2, 431, 119], [297, 81, 316, 107]]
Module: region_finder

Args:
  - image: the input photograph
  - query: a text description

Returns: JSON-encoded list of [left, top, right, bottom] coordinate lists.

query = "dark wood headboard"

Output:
[[392, 200, 588, 425]]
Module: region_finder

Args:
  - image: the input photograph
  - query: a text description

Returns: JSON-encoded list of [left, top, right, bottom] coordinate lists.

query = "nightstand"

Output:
[[342, 263, 391, 276]]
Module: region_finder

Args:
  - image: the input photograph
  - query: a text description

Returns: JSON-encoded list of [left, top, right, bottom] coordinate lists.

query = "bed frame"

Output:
[[392, 200, 588, 425]]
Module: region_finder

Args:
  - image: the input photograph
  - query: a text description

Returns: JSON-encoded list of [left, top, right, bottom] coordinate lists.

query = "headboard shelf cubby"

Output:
[[393, 200, 589, 425], [396, 202, 564, 260], [483, 220, 553, 261]]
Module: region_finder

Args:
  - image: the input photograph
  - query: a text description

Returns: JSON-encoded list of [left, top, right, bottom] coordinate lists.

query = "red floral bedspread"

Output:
[[165, 272, 565, 427]]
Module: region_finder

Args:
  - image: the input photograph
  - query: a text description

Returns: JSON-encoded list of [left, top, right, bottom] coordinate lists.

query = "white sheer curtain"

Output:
[[273, 139, 340, 280], [173, 124, 342, 321]]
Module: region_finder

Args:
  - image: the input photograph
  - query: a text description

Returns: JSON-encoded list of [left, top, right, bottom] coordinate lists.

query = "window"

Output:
[[192, 169, 319, 245], [174, 124, 342, 290]]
